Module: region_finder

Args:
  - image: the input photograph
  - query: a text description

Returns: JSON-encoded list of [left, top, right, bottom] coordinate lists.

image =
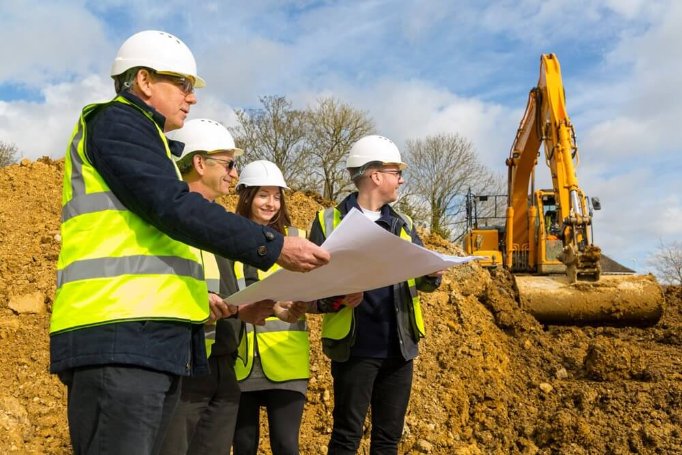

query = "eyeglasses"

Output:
[[153, 71, 195, 95], [205, 156, 236, 171], [376, 170, 403, 178]]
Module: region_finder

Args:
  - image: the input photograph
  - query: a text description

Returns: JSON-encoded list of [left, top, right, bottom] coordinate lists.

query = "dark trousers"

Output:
[[58, 364, 181, 455], [328, 357, 414, 455], [159, 355, 241, 455], [233, 389, 306, 455]]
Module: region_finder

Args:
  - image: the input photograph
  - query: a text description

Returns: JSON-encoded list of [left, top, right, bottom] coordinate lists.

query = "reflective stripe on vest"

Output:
[[196, 249, 221, 356], [234, 226, 310, 382], [50, 96, 209, 334], [319, 207, 425, 341]]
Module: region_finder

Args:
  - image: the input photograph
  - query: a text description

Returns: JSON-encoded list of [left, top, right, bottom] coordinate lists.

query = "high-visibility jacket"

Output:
[[197, 249, 220, 357], [50, 96, 209, 334], [316, 207, 425, 343], [234, 227, 310, 382]]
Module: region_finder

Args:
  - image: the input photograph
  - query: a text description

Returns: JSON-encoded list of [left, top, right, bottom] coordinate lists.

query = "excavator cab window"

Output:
[[541, 196, 561, 237]]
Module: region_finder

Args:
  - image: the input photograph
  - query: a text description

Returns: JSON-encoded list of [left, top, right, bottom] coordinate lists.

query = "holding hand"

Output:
[[236, 299, 276, 325], [340, 292, 364, 308], [209, 293, 238, 321], [428, 270, 445, 278], [277, 236, 331, 272], [273, 301, 307, 323]]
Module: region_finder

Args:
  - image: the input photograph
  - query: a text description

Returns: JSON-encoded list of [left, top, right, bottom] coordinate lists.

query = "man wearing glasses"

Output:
[[50, 30, 329, 454], [160, 118, 281, 454], [308, 135, 442, 454]]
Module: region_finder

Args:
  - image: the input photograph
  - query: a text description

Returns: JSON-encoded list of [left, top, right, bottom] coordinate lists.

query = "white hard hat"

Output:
[[167, 119, 243, 166], [236, 160, 288, 191], [345, 135, 407, 170], [111, 30, 205, 88]]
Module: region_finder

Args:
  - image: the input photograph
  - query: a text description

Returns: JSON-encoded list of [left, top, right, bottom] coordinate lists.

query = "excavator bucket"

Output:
[[515, 274, 664, 326]]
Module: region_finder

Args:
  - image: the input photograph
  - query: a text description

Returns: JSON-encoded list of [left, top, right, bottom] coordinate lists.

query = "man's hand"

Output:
[[273, 301, 307, 323], [209, 293, 238, 321], [237, 299, 275, 325], [428, 270, 445, 278], [340, 292, 363, 308], [276, 236, 330, 273]]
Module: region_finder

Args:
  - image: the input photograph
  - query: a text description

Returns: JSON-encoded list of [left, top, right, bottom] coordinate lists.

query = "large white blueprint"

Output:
[[225, 208, 483, 305]]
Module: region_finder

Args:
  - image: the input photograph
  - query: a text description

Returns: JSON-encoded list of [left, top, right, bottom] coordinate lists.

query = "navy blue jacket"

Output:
[[51, 91, 283, 376], [308, 193, 441, 361]]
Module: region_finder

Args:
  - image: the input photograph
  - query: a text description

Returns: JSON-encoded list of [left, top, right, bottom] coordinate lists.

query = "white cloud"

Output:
[[0, 2, 110, 86], [0, 76, 112, 158], [293, 79, 518, 171]]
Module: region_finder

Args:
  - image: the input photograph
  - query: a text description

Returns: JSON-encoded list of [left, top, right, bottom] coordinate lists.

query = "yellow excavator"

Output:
[[463, 53, 663, 326]]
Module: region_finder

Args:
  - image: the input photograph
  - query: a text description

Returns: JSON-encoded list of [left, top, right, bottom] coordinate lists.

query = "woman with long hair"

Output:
[[232, 160, 311, 455]]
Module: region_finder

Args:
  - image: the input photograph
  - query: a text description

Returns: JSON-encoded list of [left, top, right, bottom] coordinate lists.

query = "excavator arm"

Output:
[[505, 54, 600, 282]]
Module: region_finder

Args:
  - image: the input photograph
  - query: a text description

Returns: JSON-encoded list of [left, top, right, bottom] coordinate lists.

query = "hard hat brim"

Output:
[[193, 75, 206, 88], [204, 147, 244, 157], [386, 161, 408, 170]]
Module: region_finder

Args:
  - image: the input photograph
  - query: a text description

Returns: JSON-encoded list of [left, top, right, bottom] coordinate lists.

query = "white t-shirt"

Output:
[[359, 206, 381, 222]]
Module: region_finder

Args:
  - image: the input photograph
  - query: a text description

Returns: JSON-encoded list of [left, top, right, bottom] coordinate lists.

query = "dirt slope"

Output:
[[0, 158, 680, 454]]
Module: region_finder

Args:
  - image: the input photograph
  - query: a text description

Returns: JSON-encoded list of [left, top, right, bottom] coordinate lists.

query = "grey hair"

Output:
[[113, 67, 150, 94], [177, 151, 206, 175]]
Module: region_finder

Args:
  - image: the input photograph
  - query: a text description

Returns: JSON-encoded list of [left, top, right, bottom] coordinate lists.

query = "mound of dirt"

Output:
[[1, 158, 680, 454]]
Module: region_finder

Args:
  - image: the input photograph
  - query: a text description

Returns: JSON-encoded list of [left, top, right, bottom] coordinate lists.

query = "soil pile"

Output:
[[0, 158, 680, 454]]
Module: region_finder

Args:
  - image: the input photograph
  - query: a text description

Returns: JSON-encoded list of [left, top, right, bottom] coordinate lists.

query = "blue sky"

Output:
[[1, 0, 680, 274]]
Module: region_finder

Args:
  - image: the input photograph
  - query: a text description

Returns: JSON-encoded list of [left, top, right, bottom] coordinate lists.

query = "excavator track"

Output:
[[515, 274, 664, 326]]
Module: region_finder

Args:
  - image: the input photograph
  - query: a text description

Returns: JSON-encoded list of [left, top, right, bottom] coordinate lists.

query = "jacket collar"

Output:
[[118, 91, 184, 158]]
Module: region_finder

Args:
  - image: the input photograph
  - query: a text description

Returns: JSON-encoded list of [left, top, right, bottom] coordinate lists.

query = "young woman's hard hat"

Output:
[[236, 160, 288, 191]]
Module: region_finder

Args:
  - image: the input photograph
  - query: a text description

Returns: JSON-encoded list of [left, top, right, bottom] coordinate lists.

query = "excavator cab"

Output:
[[534, 190, 565, 275]]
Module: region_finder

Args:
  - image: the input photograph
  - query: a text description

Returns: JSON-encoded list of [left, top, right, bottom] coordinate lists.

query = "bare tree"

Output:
[[0, 141, 19, 167], [230, 96, 310, 189], [404, 133, 503, 238], [305, 97, 375, 200], [648, 240, 682, 285]]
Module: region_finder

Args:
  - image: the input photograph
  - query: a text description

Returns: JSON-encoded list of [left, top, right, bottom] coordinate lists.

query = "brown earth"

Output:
[[0, 158, 680, 454]]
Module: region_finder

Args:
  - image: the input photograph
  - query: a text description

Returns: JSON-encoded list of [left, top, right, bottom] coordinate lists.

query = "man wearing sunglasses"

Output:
[[309, 135, 442, 454], [159, 118, 281, 454], [50, 30, 329, 454]]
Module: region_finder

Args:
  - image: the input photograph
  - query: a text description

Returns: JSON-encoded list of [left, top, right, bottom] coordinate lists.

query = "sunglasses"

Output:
[[376, 169, 403, 178], [153, 71, 195, 95], [205, 156, 237, 171]]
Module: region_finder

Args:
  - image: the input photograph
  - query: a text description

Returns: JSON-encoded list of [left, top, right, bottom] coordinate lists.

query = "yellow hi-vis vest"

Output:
[[234, 227, 310, 382], [196, 249, 220, 357], [50, 96, 209, 334], [317, 207, 425, 341]]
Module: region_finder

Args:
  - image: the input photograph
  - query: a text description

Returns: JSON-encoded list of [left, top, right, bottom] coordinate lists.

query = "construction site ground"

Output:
[[1, 158, 680, 454]]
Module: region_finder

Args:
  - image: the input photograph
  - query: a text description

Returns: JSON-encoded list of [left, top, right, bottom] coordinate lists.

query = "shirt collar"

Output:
[[343, 192, 393, 221]]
